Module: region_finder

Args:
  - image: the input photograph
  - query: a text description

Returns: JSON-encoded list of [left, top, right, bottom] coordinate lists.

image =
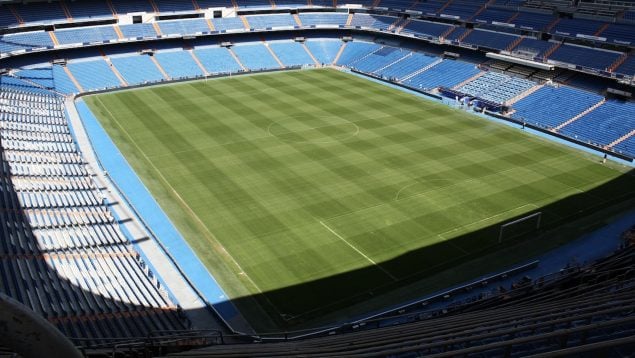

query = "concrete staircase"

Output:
[[607, 129, 635, 149], [554, 98, 606, 131], [506, 83, 544, 105], [400, 58, 443, 82], [332, 42, 347, 65]]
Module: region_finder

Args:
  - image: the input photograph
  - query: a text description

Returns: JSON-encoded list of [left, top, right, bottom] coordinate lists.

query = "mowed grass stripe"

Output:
[[86, 69, 633, 321]]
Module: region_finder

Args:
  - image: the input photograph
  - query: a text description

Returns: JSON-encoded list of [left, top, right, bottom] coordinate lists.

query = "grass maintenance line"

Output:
[[94, 97, 270, 300], [319, 220, 397, 281]]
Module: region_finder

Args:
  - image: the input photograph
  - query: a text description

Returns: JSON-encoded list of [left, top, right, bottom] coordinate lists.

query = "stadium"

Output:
[[1, 0, 635, 356]]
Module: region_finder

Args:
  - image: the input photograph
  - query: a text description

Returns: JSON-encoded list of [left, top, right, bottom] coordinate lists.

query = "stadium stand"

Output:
[[193, 46, 244, 74], [559, 100, 635, 147], [0, 79, 190, 344], [299, 13, 349, 26], [66, 60, 122, 91], [305, 40, 342, 65], [54, 26, 119, 45], [1, 1, 635, 355], [110, 55, 167, 85], [158, 19, 212, 35], [268, 41, 314, 67], [155, 50, 205, 79], [511, 85, 605, 129], [403, 59, 481, 90], [232, 43, 281, 70]]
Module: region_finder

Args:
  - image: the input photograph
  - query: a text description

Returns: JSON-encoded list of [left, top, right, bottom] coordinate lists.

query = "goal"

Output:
[[498, 212, 542, 243]]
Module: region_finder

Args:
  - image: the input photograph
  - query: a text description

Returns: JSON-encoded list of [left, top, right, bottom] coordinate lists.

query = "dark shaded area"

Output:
[[225, 169, 635, 328]]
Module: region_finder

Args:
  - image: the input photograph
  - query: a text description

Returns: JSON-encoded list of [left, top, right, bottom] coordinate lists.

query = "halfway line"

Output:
[[319, 220, 397, 281]]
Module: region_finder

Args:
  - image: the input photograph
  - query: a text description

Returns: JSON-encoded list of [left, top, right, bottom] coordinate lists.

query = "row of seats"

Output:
[[13, 37, 632, 158], [3, 13, 631, 78], [0, 82, 190, 344]]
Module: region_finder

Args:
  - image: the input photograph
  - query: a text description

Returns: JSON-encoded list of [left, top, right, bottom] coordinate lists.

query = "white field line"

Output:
[[266, 118, 360, 144], [95, 97, 269, 298], [437, 203, 540, 243], [319, 220, 398, 281]]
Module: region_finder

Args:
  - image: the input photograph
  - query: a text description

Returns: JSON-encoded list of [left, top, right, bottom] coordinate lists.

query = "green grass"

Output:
[[86, 69, 634, 330]]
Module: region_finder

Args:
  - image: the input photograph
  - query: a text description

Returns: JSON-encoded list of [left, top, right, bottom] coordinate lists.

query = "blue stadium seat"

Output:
[[55, 26, 118, 45], [232, 43, 281, 70], [461, 29, 518, 50], [110, 0, 154, 14], [155, 51, 205, 78], [110, 55, 166, 84], [158, 19, 211, 35], [615, 54, 635, 76], [560, 100, 635, 147], [336, 42, 382, 66], [194, 46, 243, 74], [155, 0, 195, 13], [68, 1, 114, 20], [67, 60, 122, 91], [375, 52, 440, 80], [245, 14, 296, 29], [350, 14, 397, 30], [0, 31, 54, 54], [52, 65, 81, 94], [119, 23, 159, 38], [404, 60, 480, 90], [549, 44, 621, 71], [512, 85, 604, 129], [14, 2, 67, 25], [0, 5, 21, 28], [305, 40, 343, 65], [211, 17, 245, 31], [349, 47, 410, 73], [269, 41, 315, 67], [299, 13, 348, 26], [401, 20, 452, 38]]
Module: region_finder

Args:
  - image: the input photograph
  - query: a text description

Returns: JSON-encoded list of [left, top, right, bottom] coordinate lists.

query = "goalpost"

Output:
[[499, 212, 542, 243]]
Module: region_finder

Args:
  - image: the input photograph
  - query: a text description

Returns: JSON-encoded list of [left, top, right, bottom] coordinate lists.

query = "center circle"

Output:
[[267, 115, 359, 144]]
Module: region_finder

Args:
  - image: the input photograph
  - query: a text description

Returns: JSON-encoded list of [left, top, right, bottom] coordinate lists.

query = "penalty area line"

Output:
[[319, 220, 398, 282]]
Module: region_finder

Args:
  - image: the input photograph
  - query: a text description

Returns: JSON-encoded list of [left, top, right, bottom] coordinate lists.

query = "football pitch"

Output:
[[86, 69, 634, 328]]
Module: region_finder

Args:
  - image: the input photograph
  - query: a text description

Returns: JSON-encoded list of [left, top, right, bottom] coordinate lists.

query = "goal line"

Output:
[[499, 211, 542, 243]]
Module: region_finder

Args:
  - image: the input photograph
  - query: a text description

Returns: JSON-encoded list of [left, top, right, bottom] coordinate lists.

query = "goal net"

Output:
[[499, 212, 542, 243]]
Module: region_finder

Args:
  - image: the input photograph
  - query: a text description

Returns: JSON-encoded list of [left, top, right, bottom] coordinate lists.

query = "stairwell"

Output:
[[113, 25, 125, 40], [607, 129, 635, 149], [437, 0, 453, 14], [396, 18, 411, 33], [545, 17, 561, 32], [408, 0, 420, 10], [372, 0, 381, 7], [192, 0, 200, 11], [63, 66, 84, 92], [608, 52, 629, 72], [102, 54, 128, 87], [439, 26, 455, 42], [149, 55, 171, 80], [346, 13, 354, 26], [293, 14, 302, 27], [373, 52, 412, 74], [332, 42, 347, 65], [506, 12, 519, 24], [8, 5, 24, 25], [105, 0, 118, 18], [470, 0, 492, 21], [595, 22, 609, 37], [263, 42, 285, 68], [48, 32, 60, 46], [240, 15, 251, 30], [230, 0, 238, 9], [152, 22, 162, 36], [400, 58, 443, 82], [554, 98, 606, 131], [189, 50, 209, 75], [506, 36, 524, 52], [506, 83, 544, 105], [302, 43, 320, 66], [228, 47, 248, 71], [542, 42, 562, 59], [456, 28, 473, 42], [205, 18, 215, 31], [269, 0, 276, 9], [387, 17, 402, 31], [60, 1, 74, 22], [452, 71, 485, 90], [148, 0, 160, 13]]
